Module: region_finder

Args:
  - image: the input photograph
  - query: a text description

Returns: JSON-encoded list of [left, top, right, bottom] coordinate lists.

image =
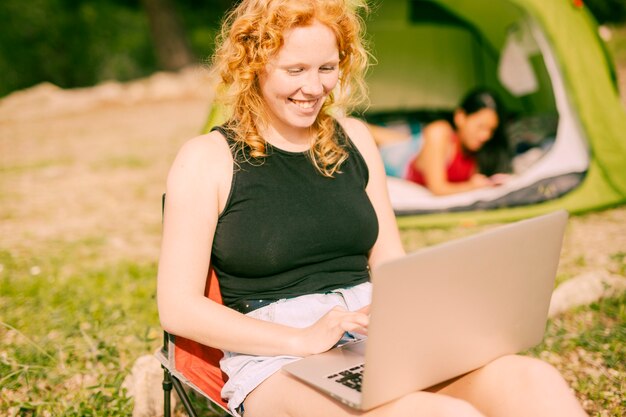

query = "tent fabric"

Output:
[[369, 0, 626, 227], [203, 0, 626, 227], [382, 8, 591, 216], [389, 172, 585, 215]]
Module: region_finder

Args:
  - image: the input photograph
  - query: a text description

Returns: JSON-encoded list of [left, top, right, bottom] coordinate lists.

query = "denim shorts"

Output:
[[220, 282, 372, 416]]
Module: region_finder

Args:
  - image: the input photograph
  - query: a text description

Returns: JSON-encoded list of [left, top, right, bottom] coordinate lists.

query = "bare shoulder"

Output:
[[174, 130, 231, 168], [422, 119, 453, 142], [167, 130, 232, 191]]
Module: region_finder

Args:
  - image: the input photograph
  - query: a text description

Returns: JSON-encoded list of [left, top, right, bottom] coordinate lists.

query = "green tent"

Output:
[[205, 0, 626, 227]]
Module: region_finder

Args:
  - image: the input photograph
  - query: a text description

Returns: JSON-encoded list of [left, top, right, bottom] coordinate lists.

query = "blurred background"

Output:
[[0, 0, 625, 98], [0, 0, 236, 98]]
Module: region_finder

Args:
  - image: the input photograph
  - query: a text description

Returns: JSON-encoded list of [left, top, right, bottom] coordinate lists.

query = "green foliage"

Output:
[[0, 0, 157, 97], [585, 0, 626, 24], [0, 0, 232, 98], [177, 0, 232, 62]]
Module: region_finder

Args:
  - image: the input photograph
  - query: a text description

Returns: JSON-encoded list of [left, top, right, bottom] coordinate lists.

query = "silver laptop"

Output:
[[282, 210, 568, 410]]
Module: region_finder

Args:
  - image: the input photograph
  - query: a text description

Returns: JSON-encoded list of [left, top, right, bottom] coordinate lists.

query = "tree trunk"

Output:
[[141, 0, 195, 71]]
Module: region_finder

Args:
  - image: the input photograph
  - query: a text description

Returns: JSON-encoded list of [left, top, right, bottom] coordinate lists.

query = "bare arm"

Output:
[[157, 132, 369, 357], [366, 123, 412, 147], [415, 121, 493, 196]]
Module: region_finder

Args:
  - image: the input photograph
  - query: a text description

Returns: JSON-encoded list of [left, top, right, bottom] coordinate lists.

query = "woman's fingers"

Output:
[[338, 308, 370, 336], [299, 306, 370, 355], [356, 304, 370, 316]]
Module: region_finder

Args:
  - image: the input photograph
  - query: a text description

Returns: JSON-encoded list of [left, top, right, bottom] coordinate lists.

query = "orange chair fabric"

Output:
[[173, 268, 229, 409]]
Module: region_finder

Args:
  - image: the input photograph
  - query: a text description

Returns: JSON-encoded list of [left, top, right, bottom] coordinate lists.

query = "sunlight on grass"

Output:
[[609, 251, 626, 275], [1, 233, 623, 415], [400, 223, 492, 252], [0, 158, 75, 174], [90, 155, 149, 171], [528, 294, 626, 416], [0, 247, 160, 416]]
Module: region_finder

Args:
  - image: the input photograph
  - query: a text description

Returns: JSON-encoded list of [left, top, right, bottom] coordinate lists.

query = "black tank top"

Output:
[[211, 121, 379, 309]]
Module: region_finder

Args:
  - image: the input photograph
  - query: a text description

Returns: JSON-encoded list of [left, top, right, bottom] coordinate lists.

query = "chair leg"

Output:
[[172, 376, 199, 417], [163, 366, 201, 417], [162, 366, 173, 417]]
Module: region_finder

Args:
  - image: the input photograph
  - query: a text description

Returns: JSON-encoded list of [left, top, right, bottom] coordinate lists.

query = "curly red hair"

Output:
[[211, 0, 370, 176]]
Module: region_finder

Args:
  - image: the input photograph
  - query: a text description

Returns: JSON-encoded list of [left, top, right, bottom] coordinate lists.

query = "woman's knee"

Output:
[[485, 354, 566, 388], [433, 398, 484, 417], [389, 392, 484, 417]]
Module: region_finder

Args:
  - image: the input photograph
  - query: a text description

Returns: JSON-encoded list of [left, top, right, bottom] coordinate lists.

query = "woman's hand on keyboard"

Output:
[[291, 305, 370, 356]]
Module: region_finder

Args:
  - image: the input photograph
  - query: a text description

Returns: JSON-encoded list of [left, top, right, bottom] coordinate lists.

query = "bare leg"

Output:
[[432, 355, 588, 417], [244, 371, 485, 417], [243, 355, 587, 417]]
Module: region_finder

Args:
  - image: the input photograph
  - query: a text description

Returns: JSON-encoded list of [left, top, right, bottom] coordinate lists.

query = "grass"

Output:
[[90, 155, 149, 171], [528, 294, 626, 416], [1, 222, 625, 416], [0, 158, 74, 175], [0, 247, 160, 416]]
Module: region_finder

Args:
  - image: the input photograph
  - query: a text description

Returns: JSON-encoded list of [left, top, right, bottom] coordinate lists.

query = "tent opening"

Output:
[[362, 0, 589, 215]]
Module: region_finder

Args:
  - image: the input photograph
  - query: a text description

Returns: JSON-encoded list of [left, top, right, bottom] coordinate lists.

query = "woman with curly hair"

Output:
[[156, 1, 587, 416]]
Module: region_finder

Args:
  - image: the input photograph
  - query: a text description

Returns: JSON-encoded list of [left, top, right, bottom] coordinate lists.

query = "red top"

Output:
[[404, 133, 477, 186]]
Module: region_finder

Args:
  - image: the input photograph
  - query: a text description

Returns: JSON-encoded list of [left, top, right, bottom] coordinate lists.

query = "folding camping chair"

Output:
[[154, 195, 233, 416], [154, 269, 233, 417]]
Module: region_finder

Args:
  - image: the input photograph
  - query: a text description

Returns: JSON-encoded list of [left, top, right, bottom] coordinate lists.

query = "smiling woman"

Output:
[[258, 22, 340, 150], [156, 1, 589, 417], [209, 0, 369, 177]]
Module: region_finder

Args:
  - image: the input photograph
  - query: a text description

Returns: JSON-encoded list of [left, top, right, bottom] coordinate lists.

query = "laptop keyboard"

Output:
[[326, 364, 365, 392]]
